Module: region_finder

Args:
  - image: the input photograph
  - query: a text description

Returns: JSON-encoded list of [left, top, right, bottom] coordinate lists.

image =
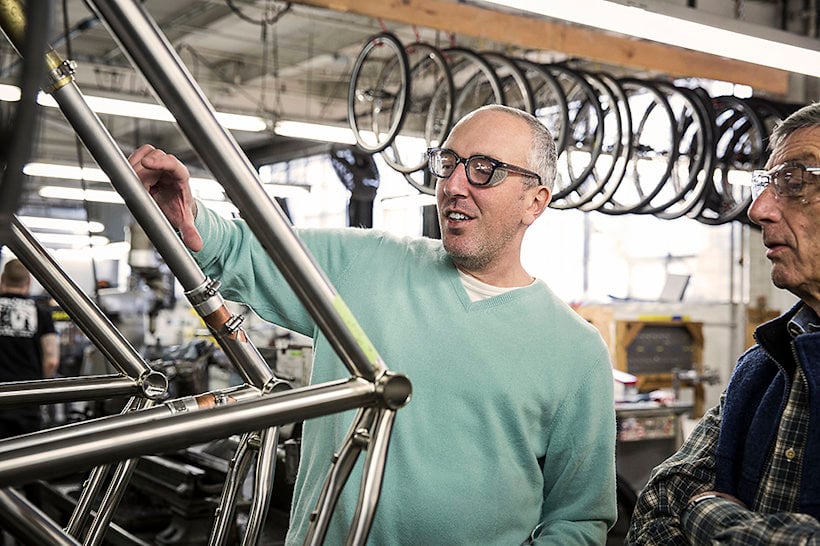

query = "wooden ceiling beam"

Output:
[[291, 0, 790, 96]]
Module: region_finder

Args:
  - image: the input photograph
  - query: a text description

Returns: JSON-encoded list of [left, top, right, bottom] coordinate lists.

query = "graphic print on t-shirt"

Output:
[[0, 297, 38, 338]]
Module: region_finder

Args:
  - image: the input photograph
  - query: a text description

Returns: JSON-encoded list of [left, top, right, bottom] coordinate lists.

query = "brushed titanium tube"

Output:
[[305, 407, 374, 546], [80, 397, 154, 546], [87, 0, 387, 383], [0, 487, 80, 546], [0, 378, 376, 486], [0, 375, 142, 407], [44, 82, 207, 288], [344, 409, 396, 546], [82, 456, 140, 546], [49, 80, 277, 391], [64, 463, 110, 537], [0, 385, 260, 456], [207, 425, 282, 545], [243, 427, 279, 545], [209, 432, 256, 546]]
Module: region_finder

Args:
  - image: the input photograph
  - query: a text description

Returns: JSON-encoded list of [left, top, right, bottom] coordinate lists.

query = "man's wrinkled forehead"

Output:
[[768, 126, 820, 168]]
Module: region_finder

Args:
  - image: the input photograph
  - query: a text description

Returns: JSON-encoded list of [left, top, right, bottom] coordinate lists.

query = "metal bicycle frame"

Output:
[[0, 2, 411, 545]]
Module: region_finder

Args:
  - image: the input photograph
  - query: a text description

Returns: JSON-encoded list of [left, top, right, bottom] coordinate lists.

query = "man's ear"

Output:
[[524, 185, 551, 226]]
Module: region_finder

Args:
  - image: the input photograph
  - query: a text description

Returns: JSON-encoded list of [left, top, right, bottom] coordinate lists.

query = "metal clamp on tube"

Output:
[[44, 53, 75, 90], [185, 277, 224, 317], [185, 278, 285, 391]]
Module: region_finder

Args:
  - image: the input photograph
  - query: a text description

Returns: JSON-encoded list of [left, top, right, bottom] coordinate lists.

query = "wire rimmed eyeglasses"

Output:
[[750, 162, 820, 200], [426, 147, 542, 187]]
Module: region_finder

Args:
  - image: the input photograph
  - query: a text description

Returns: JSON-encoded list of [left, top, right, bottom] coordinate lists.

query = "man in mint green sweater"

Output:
[[131, 104, 616, 545]]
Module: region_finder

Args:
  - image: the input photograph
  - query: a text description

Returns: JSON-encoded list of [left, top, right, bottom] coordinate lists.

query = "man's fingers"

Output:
[[128, 144, 200, 249], [128, 144, 156, 167], [130, 147, 189, 187]]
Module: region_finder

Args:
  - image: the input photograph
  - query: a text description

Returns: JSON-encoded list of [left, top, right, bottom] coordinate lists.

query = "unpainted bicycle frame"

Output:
[[0, 1, 411, 545]]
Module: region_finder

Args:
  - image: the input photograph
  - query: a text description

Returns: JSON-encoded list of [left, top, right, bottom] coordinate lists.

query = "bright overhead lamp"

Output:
[[0, 84, 22, 102], [30, 162, 308, 205], [24, 162, 110, 183], [38, 186, 124, 204], [33, 232, 110, 248], [26, 161, 218, 191], [54, 241, 130, 260], [3, 83, 360, 142], [481, 0, 820, 78], [273, 120, 358, 145], [18, 215, 105, 234], [0, 84, 268, 132]]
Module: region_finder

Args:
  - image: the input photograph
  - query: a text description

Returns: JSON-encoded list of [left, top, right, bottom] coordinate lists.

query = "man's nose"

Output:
[[442, 162, 470, 195], [747, 185, 779, 224]]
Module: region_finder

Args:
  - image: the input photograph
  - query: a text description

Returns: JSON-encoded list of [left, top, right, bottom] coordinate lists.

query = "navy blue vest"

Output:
[[715, 303, 820, 519]]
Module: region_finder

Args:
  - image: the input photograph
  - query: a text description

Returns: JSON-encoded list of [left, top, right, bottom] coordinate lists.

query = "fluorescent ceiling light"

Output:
[[0, 84, 21, 102], [0, 84, 268, 132], [31, 162, 308, 204], [33, 232, 110, 248], [2, 85, 356, 142], [26, 161, 219, 192], [38, 186, 124, 204], [274, 120, 358, 145], [482, 0, 820, 78], [24, 162, 110, 182], [54, 241, 130, 260], [18, 215, 104, 234], [272, 120, 426, 147]]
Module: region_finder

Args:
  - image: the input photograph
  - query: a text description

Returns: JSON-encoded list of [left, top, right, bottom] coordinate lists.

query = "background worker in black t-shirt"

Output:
[[0, 258, 59, 439]]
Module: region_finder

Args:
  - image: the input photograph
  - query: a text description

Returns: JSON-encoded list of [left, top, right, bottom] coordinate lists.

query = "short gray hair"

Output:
[[769, 101, 820, 152], [463, 104, 558, 190]]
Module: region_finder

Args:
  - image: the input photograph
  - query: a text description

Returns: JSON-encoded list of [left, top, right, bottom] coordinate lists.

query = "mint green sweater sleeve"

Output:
[[193, 206, 617, 545]]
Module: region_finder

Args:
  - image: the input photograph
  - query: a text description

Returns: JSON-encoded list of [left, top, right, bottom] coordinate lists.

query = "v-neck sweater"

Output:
[[192, 206, 616, 545]]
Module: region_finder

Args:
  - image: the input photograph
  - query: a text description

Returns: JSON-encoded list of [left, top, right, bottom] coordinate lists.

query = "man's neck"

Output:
[[0, 286, 29, 295], [455, 263, 534, 288]]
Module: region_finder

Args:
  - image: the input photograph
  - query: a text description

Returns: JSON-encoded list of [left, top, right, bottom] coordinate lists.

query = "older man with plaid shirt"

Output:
[[626, 101, 820, 545]]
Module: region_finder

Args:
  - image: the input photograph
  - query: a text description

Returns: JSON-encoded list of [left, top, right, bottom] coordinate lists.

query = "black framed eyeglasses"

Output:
[[751, 162, 820, 200], [427, 147, 542, 187]]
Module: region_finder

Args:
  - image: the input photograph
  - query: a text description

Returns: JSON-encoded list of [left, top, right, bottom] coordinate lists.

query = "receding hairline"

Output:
[[769, 101, 820, 152], [443, 105, 558, 189]]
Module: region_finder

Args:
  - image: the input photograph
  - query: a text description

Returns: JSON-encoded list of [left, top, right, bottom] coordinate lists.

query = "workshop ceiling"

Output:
[[1, 0, 819, 222]]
